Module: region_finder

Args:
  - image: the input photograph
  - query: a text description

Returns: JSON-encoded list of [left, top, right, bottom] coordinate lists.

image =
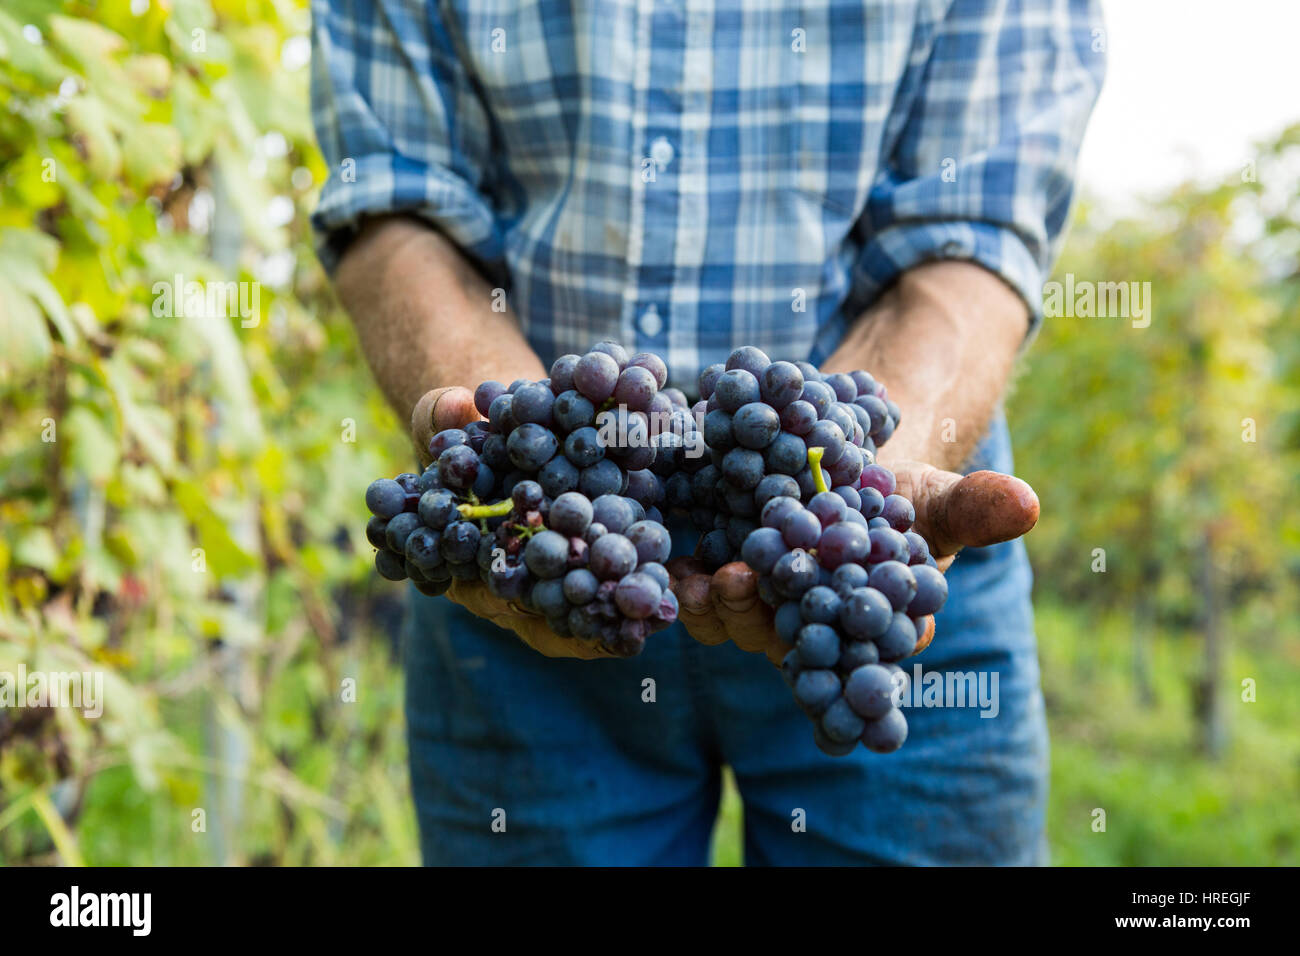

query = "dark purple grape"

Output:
[[614, 572, 663, 619], [589, 340, 629, 369], [524, 530, 570, 579], [796, 623, 840, 668], [539, 454, 580, 497], [699, 529, 733, 569], [800, 380, 835, 416], [713, 368, 761, 413], [839, 586, 892, 640], [867, 526, 909, 564], [806, 420, 846, 466], [550, 354, 580, 394], [721, 448, 764, 490], [591, 494, 634, 534], [732, 402, 781, 449], [512, 382, 555, 426], [827, 443, 864, 487], [771, 548, 818, 599], [474, 381, 506, 417], [507, 423, 559, 471], [589, 533, 638, 580], [531, 578, 570, 618], [844, 663, 895, 719], [563, 426, 605, 468], [573, 351, 620, 402], [636, 562, 671, 592], [511, 480, 544, 512], [759, 361, 805, 410], [907, 565, 948, 616], [858, 464, 896, 497], [781, 508, 822, 550], [859, 485, 885, 519], [881, 494, 915, 532], [365, 515, 388, 549], [488, 561, 531, 600], [781, 648, 802, 687], [698, 363, 726, 398], [854, 393, 889, 433], [365, 478, 407, 519], [820, 697, 866, 744], [849, 370, 877, 395], [563, 567, 599, 604], [549, 491, 593, 536], [861, 708, 908, 753], [584, 521, 608, 543], [765, 432, 809, 477], [439, 521, 481, 564], [627, 351, 668, 389], [724, 346, 771, 379], [384, 512, 422, 553], [761, 495, 803, 531], [662, 387, 688, 408], [904, 531, 931, 566], [815, 522, 869, 569], [808, 491, 847, 528], [823, 372, 857, 403], [375, 549, 407, 581], [836, 639, 879, 675], [488, 393, 517, 433], [832, 485, 862, 512], [740, 526, 785, 575], [626, 520, 671, 564], [779, 400, 817, 436], [831, 563, 869, 595], [418, 489, 459, 529], [868, 560, 918, 611], [404, 526, 442, 571], [799, 585, 842, 625], [613, 365, 658, 411], [702, 409, 735, 451], [793, 668, 840, 716], [437, 444, 480, 492], [876, 612, 917, 662], [753, 474, 799, 511]]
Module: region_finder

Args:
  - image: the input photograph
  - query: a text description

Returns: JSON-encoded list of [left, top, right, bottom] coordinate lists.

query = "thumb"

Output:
[[412, 386, 480, 466], [893, 463, 1039, 558]]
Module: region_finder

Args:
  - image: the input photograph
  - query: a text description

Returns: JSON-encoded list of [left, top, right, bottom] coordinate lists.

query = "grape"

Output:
[[662, 387, 687, 407], [614, 365, 658, 411], [771, 548, 818, 599], [624, 470, 664, 507], [524, 530, 569, 579], [589, 533, 638, 580], [549, 491, 593, 536], [836, 639, 879, 674], [550, 354, 580, 394], [738, 526, 784, 576], [510, 480, 543, 512], [508, 378, 530, 393], [759, 361, 805, 410], [800, 380, 835, 416], [820, 697, 866, 744], [860, 708, 908, 754], [855, 393, 888, 433], [795, 464, 833, 499], [868, 526, 909, 564], [614, 572, 663, 619], [656, 590, 679, 623], [843, 663, 895, 719], [384, 512, 422, 553], [713, 369, 760, 412], [808, 491, 847, 528], [584, 522, 608, 543], [591, 495, 634, 534], [859, 485, 885, 519], [779, 400, 817, 436], [628, 352, 668, 389], [534, 455, 578, 497], [439, 521, 481, 564], [507, 423, 559, 471], [793, 669, 840, 716], [365, 478, 407, 519], [532, 578, 570, 618], [832, 485, 862, 512], [698, 363, 725, 398], [839, 587, 892, 640], [875, 612, 917, 662], [702, 409, 735, 451], [907, 565, 949, 616], [448, 561, 480, 581], [564, 426, 605, 468], [626, 520, 671, 564], [868, 560, 918, 611], [904, 531, 931, 566], [796, 624, 841, 669], [512, 381, 555, 425], [815, 522, 869, 569], [830, 563, 870, 594], [881, 494, 915, 532], [374, 549, 407, 581], [827, 443, 864, 487], [488, 393, 517, 433], [470, 462, 496, 498], [574, 350, 620, 401], [824, 373, 857, 403], [365, 515, 388, 549], [859, 464, 897, 497], [781, 509, 822, 550], [579, 458, 624, 498], [724, 345, 771, 379], [590, 340, 629, 369], [636, 562, 671, 592], [720, 448, 764, 490], [553, 390, 596, 432], [781, 649, 802, 687], [760, 495, 803, 531], [800, 585, 842, 625], [404, 526, 443, 571], [806, 420, 846, 466], [699, 529, 733, 568], [731, 402, 781, 449], [563, 567, 599, 604], [437, 444, 480, 492], [427, 429, 468, 461]]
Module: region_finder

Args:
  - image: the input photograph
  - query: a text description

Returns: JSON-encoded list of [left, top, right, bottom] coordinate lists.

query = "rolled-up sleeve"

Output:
[[309, 0, 501, 273], [849, 0, 1107, 337]]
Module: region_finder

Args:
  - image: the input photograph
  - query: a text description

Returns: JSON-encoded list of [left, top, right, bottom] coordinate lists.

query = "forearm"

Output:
[[823, 260, 1029, 470], [333, 215, 546, 422]]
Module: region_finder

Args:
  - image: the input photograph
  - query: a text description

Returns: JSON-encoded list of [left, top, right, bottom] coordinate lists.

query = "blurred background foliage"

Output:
[[0, 1, 1296, 865]]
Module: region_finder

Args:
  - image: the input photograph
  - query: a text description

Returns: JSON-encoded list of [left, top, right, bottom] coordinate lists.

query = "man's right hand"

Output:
[[410, 385, 622, 660]]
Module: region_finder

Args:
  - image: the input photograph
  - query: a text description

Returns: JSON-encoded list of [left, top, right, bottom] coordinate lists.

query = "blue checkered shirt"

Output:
[[311, 0, 1105, 390]]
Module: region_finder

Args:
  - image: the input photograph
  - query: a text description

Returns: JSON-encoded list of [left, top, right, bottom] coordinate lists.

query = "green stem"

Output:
[[807, 446, 829, 494], [458, 499, 514, 519]]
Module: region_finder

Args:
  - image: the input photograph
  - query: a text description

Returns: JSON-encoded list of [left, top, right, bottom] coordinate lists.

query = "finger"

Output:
[[911, 614, 936, 655], [446, 579, 613, 660], [411, 386, 480, 466], [895, 463, 1039, 558], [673, 571, 730, 645], [710, 562, 782, 657]]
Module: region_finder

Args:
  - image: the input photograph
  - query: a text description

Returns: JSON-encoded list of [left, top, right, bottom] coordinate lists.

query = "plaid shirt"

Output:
[[311, 0, 1105, 391]]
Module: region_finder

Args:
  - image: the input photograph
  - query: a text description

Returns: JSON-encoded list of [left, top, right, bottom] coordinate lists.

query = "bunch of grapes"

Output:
[[363, 341, 687, 656], [683, 347, 902, 569], [740, 462, 948, 755]]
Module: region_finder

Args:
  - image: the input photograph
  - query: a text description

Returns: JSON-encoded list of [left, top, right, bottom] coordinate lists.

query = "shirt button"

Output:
[[650, 137, 675, 168], [639, 305, 663, 337]]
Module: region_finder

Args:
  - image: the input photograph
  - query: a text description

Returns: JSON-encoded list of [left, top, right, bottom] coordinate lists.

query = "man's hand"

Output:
[[670, 464, 1039, 665], [412, 385, 621, 660]]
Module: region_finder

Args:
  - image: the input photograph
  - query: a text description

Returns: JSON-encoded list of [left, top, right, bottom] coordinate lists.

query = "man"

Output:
[[311, 0, 1105, 864]]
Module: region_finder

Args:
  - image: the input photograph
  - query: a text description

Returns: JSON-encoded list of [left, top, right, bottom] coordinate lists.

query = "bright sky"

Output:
[[1079, 0, 1300, 211]]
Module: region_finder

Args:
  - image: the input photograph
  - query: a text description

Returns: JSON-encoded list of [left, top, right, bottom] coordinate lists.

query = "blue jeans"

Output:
[[402, 412, 1047, 864]]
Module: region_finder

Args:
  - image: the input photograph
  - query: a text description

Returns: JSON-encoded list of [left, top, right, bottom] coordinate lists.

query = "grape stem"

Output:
[[806, 446, 828, 494], [458, 499, 514, 519]]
